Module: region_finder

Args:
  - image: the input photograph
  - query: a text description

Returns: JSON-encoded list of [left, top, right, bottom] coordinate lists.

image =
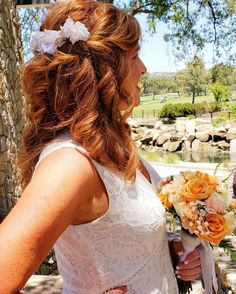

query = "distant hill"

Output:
[[149, 72, 175, 78]]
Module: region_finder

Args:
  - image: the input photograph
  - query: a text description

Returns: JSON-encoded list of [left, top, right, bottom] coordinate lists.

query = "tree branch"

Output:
[[131, 0, 180, 16], [206, 0, 217, 42]]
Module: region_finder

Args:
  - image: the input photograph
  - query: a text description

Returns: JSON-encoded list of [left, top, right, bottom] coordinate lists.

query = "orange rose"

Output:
[[182, 171, 218, 190], [158, 191, 173, 209], [194, 171, 218, 189], [180, 177, 214, 201], [199, 213, 229, 245]]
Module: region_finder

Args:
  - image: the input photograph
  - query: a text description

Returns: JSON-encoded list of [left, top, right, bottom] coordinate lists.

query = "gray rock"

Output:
[[228, 128, 236, 135], [162, 140, 170, 151], [131, 132, 143, 141], [166, 140, 182, 152], [195, 124, 214, 132], [192, 151, 202, 162], [187, 133, 196, 143], [225, 133, 236, 142], [224, 123, 232, 131], [134, 140, 142, 148], [185, 120, 196, 134], [176, 121, 186, 133], [152, 130, 161, 142], [170, 135, 183, 142], [202, 142, 217, 153], [217, 141, 230, 151], [154, 120, 163, 130], [192, 139, 204, 153], [160, 124, 176, 133], [196, 131, 210, 142], [230, 139, 236, 153], [182, 140, 192, 152], [136, 127, 145, 134], [127, 118, 139, 128], [156, 133, 171, 146], [39, 264, 50, 275], [140, 128, 156, 144], [215, 126, 226, 133], [212, 132, 226, 142]]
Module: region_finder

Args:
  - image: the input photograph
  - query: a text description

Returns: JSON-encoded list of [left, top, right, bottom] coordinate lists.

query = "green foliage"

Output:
[[219, 239, 236, 263], [210, 64, 236, 88], [159, 102, 196, 119], [230, 105, 236, 114], [185, 57, 207, 103], [210, 83, 232, 102], [208, 102, 222, 112], [119, 0, 236, 59], [173, 57, 207, 103], [140, 74, 176, 98], [159, 101, 223, 119]]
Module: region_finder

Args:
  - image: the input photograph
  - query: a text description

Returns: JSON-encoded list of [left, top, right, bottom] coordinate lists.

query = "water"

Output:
[[140, 150, 235, 165]]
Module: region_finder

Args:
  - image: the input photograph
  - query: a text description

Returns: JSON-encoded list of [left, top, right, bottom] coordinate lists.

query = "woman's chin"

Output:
[[134, 97, 140, 107]]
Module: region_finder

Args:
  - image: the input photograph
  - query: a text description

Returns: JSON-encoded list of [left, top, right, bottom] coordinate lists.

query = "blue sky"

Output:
[[135, 14, 216, 73]]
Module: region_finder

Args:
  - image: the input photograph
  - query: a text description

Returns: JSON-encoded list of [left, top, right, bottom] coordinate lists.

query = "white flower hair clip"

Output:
[[30, 17, 90, 54]]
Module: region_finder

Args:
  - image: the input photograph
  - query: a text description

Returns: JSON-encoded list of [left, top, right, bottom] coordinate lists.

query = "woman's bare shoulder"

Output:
[[0, 147, 99, 292]]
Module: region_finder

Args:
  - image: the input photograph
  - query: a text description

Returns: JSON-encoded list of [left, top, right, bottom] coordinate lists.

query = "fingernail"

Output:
[[178, 251, 184, 256], [175, 270, 179, 274], [176, 266, 180, 270], [184, 260, 189, 265], [177, 275, 181, 279]]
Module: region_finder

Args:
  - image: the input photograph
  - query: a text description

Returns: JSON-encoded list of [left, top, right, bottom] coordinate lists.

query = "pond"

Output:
[[139, 150, 236, 165]]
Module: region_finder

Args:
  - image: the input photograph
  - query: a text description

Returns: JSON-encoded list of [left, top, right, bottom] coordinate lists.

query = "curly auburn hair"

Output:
[[19, 0, 141, 187]]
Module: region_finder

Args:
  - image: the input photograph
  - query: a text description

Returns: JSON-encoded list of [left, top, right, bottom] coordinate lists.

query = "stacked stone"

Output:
[[36, 250, 59, 276], [0, 0, 26, 219], [129, 118, 236, 162]]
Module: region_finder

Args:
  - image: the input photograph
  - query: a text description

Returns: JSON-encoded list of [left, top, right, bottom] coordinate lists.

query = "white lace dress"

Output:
[[35, 133, 178, 294]]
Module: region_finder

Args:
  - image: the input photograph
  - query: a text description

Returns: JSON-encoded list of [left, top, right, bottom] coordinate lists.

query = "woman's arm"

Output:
[[0, 148, 97, 293]]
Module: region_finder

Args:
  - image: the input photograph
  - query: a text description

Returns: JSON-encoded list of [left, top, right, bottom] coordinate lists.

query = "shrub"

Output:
[[208, 102, 222, 112], [160, 101, 223, 120], [210, 83, 232, 102], [159, 103, 196, 119], [230, 105, 236, 114], [159, 104, 178, 119]]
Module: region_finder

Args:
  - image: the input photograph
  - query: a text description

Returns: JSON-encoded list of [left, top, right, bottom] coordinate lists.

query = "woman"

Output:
[[0, 0, 201, 293]]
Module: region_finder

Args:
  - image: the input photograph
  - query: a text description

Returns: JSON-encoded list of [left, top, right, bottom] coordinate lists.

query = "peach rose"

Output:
[[183, 204, 199, 220], [181, 216, 197, 234], [158, 191, 173, 209], [180, 177, 214, 201], [200, 213, 229, 245]]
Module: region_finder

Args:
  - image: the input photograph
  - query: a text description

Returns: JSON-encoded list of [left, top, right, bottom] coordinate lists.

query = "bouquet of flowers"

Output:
[[158, 170, 236, 294]]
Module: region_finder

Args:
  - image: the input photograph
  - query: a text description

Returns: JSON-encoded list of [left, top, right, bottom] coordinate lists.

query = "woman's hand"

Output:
[[169, 239, 202, 281]]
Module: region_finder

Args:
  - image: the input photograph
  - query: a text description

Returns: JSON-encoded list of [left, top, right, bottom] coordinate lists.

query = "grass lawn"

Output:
[[132, 92, 236, 118]]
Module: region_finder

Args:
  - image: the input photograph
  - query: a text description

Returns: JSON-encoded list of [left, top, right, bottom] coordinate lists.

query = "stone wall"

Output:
[[0, 0, 26, 220], [129, 118, 236, 163]]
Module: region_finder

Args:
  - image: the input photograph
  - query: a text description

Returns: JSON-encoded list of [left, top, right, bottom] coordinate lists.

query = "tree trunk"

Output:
[[192, 89, 195, 104], [0, 0, 26, 220]]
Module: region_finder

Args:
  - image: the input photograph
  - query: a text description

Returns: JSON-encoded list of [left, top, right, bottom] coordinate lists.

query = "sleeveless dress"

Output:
[[35, 133, 178, 294]]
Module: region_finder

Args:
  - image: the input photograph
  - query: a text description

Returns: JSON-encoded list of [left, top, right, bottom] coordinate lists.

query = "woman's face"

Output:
[[119, 45, 147, 111]]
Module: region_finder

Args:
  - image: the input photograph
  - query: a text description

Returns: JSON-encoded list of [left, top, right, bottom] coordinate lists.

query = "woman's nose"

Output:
[[140, 59, 147, 75]]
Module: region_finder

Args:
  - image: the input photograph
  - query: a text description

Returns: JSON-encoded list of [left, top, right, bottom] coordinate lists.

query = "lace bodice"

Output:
[[36, 133, 178, 294]]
